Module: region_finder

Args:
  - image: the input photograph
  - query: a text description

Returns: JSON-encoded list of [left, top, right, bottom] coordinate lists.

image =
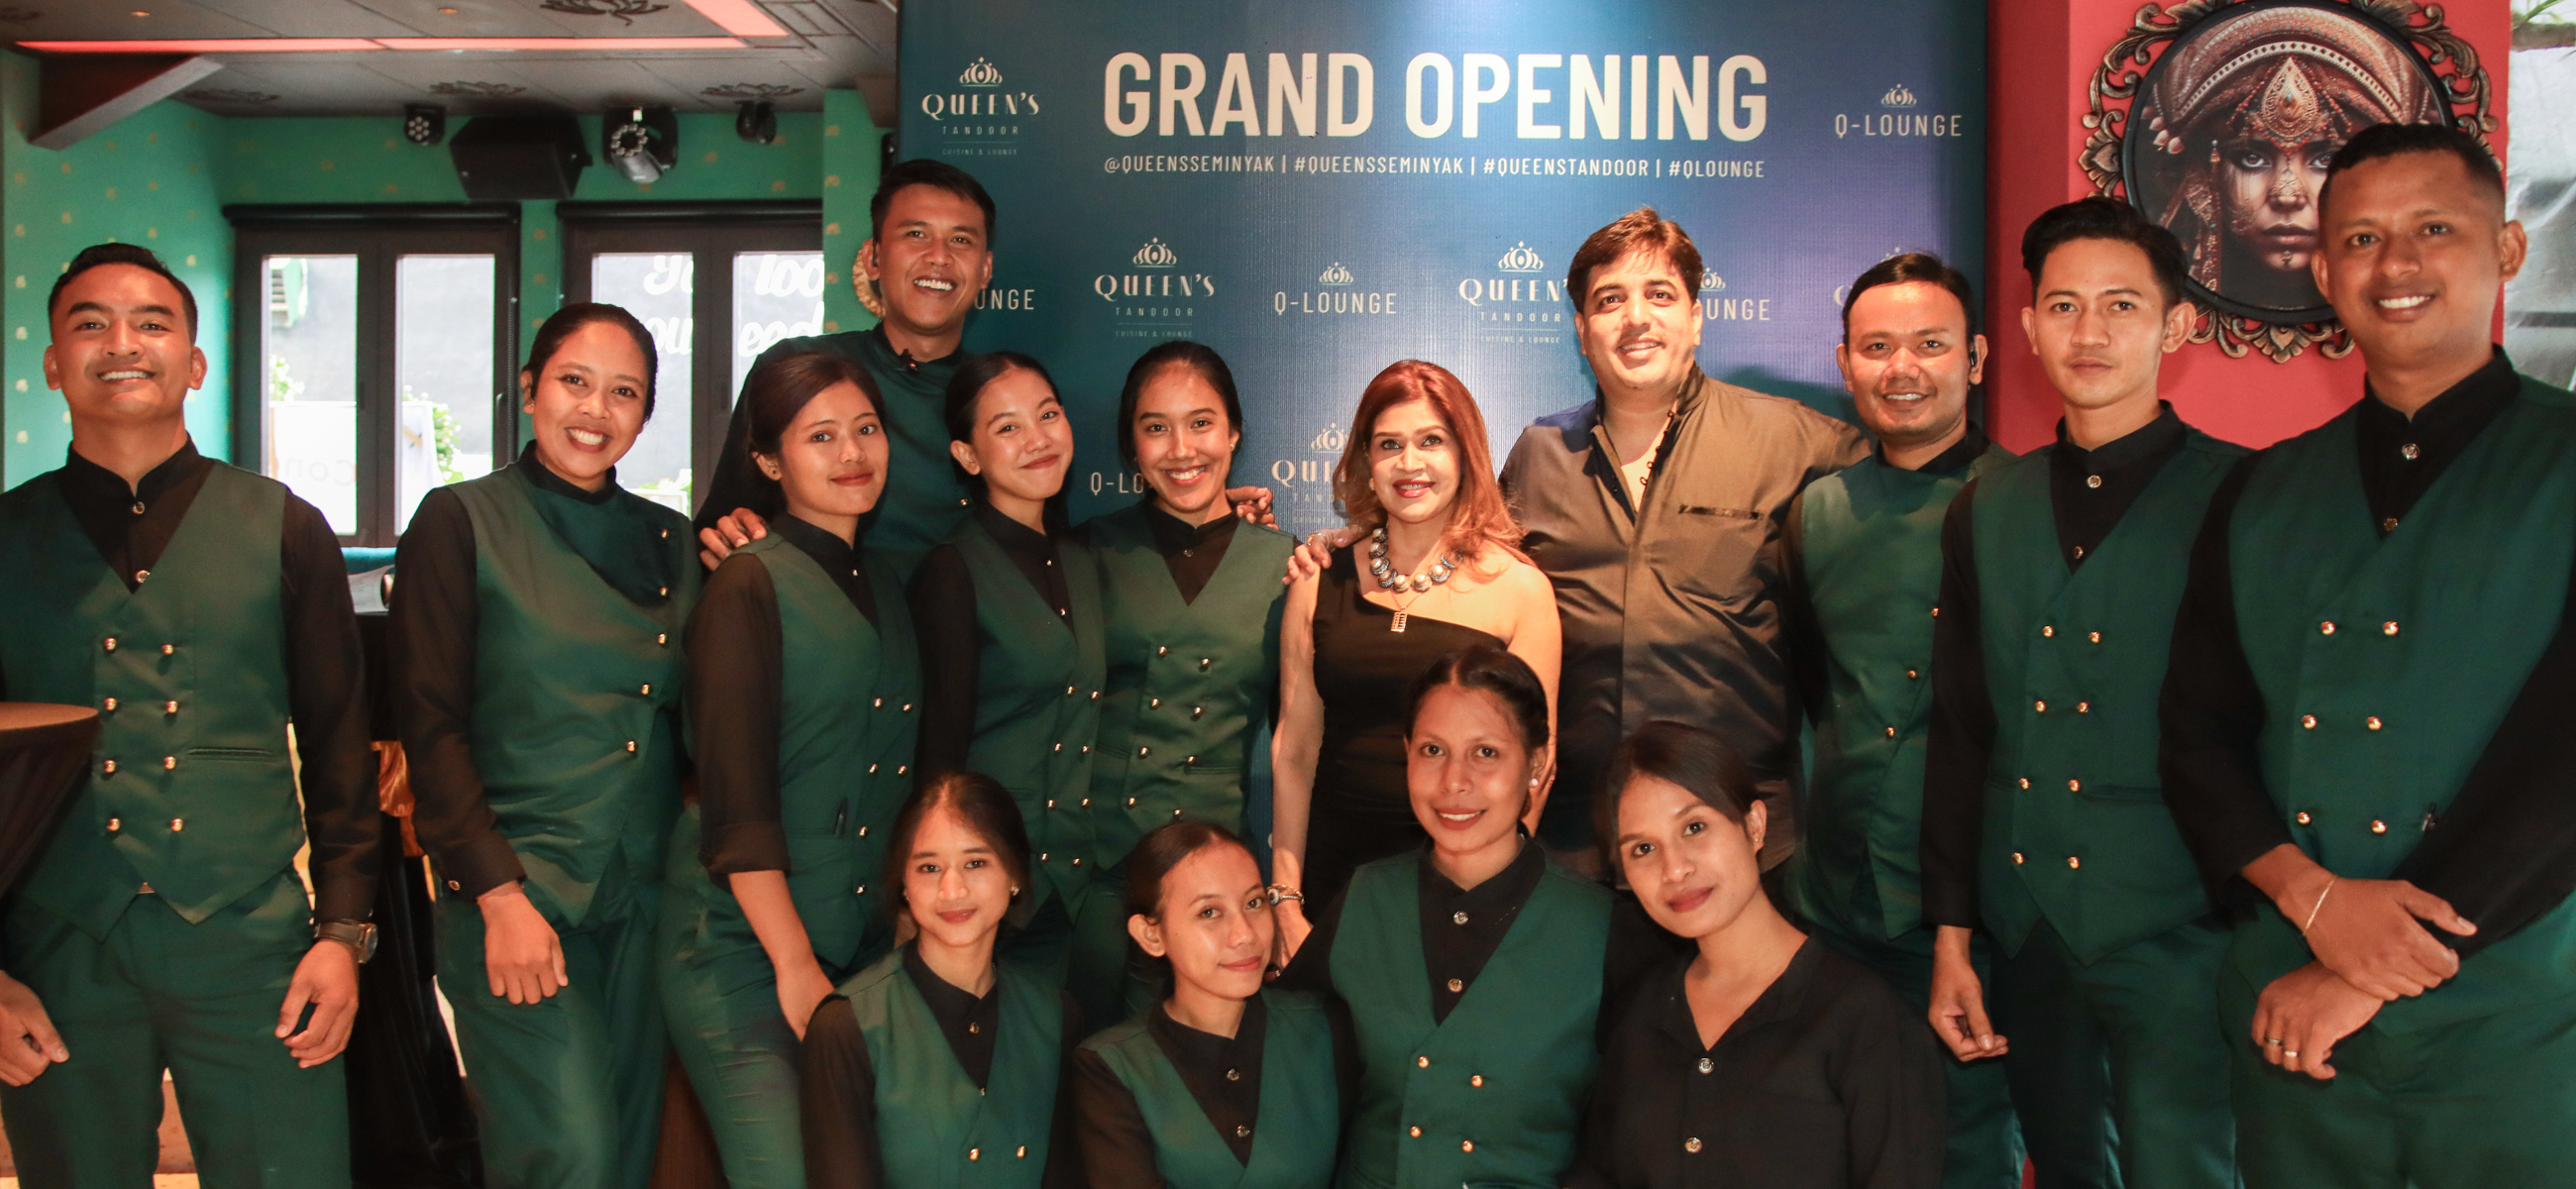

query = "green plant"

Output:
[[267, 355, 304, 401], [2519, 0, 2569, 28], [428, 402, 465, 485]]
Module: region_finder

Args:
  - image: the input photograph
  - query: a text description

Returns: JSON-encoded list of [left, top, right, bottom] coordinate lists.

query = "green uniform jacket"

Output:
[[1080, 990, 1342, 1189], [1789, 444, 2010, 941], [1086, 505, 1294, 868], [665, 534, 920, 981], [948, 515, 1106, 909], [2225, 375, 2576, 1032], [845, 949, 1062, 1188], [0, 464, 300, 937], [1332, 852, 1610, 1189], [448, 465, 698, 924], [1970, 429, 2245, 962]]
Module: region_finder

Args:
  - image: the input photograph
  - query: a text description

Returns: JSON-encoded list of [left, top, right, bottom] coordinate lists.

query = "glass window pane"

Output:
[[394, 255, 496, 533], [732, 251, 826, 397], [587, 253, 695, 513], [262, 255, 361, 535]]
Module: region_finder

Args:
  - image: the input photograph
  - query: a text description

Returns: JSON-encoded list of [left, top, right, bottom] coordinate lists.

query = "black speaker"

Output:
[[448, 115, 590, 200]]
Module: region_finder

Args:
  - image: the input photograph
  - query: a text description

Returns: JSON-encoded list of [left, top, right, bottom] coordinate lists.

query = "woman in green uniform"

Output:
[[393, 303, 697, 1189], [910, 353, 1104, 998], [1275, 644, 1676, 1189], [1073, 820, 1353, 1189], [1079, 342, 1295, 1021], [656, 351, 920, 1188], [800, 771, 1083, 1189]]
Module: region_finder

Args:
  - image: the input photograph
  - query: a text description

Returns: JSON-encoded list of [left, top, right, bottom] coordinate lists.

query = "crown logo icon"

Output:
[[1879, 84, 1917, 108], [1496, 242, 1546, 272], [1700, 272, 1726, 291], [959, 57, 1004, 86], [1310, 422, 1347, 451], [1131, 238, 1178, 268], [1319, 262, 1354, 285]]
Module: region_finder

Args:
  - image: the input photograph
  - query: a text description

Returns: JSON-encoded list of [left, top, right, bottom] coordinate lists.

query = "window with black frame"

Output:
[[557, 200, 824, 517], [227, 205, 521, 547]]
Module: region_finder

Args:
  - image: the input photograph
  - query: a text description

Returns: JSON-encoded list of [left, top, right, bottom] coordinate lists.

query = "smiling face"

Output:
[[2021, 237, 2193, 418], [1406, 683, 1542, 861], [951, 366, 1072, 506], [45, 263, 207, 436], [2313, 151, 2524, 382], [1130, 842, 1273, 1005], [520, 319, 651, 489], [1366, 398, 1460, 531], [863, 183, 993, 342], [757, 379, 888, 532], [902, 804, 1017, 952], [1130, 366, 1240, 522], [1575, 248, 1703, 401], [1838, 280, 1983, 458], [1613, 775, 1768, 942]]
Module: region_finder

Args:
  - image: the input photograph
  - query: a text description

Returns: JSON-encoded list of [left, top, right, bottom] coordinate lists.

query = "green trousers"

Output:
[[2224, 978, 2576, 1189], [439, 869, 665, 1189], [0, 870, 348, 1189], [1990, 918, 2237, 1189], [1807, 911, 2027, 1189]]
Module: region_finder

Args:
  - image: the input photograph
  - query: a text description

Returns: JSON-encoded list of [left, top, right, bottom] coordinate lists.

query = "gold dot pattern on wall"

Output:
[[147, 179, 159, 190], [533, 273, 546, 285], [824, 221, 839, 236], [825, 124, 839, 136], [824, 173, 839, 187], [184, 256, 196, 267], [14, 432, 26, 444], [702, 151, 719, 162], [771, 179, 785, 191], [532, 228, 547, 241], [147, 228, 157, 239]]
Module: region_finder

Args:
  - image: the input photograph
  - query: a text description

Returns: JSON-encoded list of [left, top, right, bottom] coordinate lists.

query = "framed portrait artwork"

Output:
[[2080, 0, 2496, 360]]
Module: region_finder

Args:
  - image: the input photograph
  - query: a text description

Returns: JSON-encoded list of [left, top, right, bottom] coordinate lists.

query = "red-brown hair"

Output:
[[1333, 360, 1523, 567]]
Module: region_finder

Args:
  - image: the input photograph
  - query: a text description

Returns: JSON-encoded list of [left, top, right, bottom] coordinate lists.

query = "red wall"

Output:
[[1982, 0, 2514, 453]]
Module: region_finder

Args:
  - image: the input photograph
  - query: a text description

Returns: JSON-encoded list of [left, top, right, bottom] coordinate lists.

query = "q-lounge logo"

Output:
[[1458, 241, 1565, 343], [1276, 260, 1399, 317], [921, 56, 1040, 158], [1097, 238, 1218, 336]]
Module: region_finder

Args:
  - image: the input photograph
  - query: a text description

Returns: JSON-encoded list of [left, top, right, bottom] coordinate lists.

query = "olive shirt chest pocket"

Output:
[[1645, 503, 1771, 607]]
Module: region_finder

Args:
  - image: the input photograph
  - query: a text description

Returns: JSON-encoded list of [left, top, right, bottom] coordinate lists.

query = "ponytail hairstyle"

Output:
[[1121, 820, 1256, 922], [523, 302, 660, 419], [1116, 341, 1244, 469], [729, 351, 882, 514], [1404, 644, 1552, 818], [879, 769, 1032, 926], [941, 350, 1071, 528]]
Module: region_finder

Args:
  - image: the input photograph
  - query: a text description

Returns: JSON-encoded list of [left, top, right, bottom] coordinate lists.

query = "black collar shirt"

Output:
[[2046, 403, 2187, 569], [1138, 498, 1240, 604], [771, 513, 878, 623], [2350, 347, 2520, 536], [907, 499, 1076, 774], [1900, 429, 1994, 478], [1068, 993, 1364, 1188]]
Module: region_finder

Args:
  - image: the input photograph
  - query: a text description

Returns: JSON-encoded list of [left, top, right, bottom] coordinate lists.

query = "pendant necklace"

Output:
[[1367, 525, 1456, 633]]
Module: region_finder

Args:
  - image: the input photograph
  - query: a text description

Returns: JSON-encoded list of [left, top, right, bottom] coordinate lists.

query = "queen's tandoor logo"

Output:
[[1496, 242, 1546, 272], [1131, 238, 1179, 268], [1319, 262, 1354, 285], [959, 57, 1004, 87]]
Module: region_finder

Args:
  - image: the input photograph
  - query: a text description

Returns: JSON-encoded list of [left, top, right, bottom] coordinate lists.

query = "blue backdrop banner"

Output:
[[898, 0, 1986, 534]]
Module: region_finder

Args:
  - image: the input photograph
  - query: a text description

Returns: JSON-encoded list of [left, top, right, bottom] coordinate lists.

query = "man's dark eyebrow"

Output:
[[63, 300, 178, 321]]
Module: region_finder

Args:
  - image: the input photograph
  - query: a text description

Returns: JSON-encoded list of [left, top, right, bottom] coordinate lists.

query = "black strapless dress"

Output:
[[1301, 545, 1503, 909]]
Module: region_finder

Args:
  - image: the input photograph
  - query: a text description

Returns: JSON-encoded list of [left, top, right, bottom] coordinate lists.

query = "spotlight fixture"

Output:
[[403, 103, 447, 146], [604, 104, 677, 183], [734, 99, 776, 145]]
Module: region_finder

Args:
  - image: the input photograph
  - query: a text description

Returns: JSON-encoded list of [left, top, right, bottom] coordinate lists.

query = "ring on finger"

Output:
[[2284, 1049, 2301, 1059], [2263, 1037, 2284, 1047]]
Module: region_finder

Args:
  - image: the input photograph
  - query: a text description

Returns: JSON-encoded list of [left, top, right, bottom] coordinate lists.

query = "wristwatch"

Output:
[[1265, 884, 1305, 907], [316, 919, 378, 964]]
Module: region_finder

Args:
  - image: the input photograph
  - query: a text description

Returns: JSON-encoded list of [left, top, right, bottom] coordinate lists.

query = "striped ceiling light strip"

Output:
[[18, 37, 751, 52]]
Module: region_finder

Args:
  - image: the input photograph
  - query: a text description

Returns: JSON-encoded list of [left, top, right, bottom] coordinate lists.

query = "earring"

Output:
[[1528, 778, 1541, 788]]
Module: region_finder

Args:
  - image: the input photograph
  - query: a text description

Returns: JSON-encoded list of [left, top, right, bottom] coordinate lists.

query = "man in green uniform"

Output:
[[2160, 123, 2576, 1189], [1920, 199, 2244, 1189], [0, 243, 379, 1187], [1782, 252, 2022, 1189]]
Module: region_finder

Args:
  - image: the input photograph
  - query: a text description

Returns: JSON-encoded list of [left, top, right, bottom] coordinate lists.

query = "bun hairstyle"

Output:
[[1592, 720, 1758, 871], [731, 351, 882, 511], [880, 770, 1032, 923], [1405, 644, 1551, 753], [1121, 820, 1255, 922], [522, 302, 661, 419], [1116, 341, 1245, 469]]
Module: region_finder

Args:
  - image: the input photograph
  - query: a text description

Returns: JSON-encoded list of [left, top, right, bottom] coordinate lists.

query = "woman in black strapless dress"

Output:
[[1270, 360, 1561, 946]]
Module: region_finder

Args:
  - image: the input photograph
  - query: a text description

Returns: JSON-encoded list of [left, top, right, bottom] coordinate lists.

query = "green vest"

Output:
[[448, 465, 698, 924], [1086, 505, 1294, 868], [844, 948, 1061, 1189], [1787, 445, 2009, 941], [2224, 375, 2576, 1032], [664, 534, 920, 980], [0, 464, 302, 936], [948, 517, 1106, 908], [1968, 428, 2245, 962], [1331, 852, 1609, 1189], [1081, 990, 1342, 1189]]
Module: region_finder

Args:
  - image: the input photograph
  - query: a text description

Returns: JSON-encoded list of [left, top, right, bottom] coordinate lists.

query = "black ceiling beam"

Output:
[[31, 53, 224, 150]]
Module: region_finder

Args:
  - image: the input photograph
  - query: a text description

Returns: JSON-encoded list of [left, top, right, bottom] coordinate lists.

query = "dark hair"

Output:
[[1565, 207, 1704, 307], [730, 351, 881, 511], [51, 243, 198, 341], [1116, 341, 1244, 470], [881, 770, 1033, 923], [1592, 720, 1759, 866], [942, 351, 1064, 513], [2020, 197, 2190, 310], [523, 302, 661, 419], [1842, 252, 1981, 344], [871, 159, 998, 246], [1121, 820, 1255, 921], [1405, 644, 1551, 753], [2318, 122, 2506, 219]]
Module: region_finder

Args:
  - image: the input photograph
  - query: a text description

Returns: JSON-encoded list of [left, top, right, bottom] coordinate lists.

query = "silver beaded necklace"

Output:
[[1368, 525, 1456, 632]]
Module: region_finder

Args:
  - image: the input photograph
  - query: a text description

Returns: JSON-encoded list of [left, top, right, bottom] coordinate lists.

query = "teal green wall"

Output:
[[2, 45, 886, 488]]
